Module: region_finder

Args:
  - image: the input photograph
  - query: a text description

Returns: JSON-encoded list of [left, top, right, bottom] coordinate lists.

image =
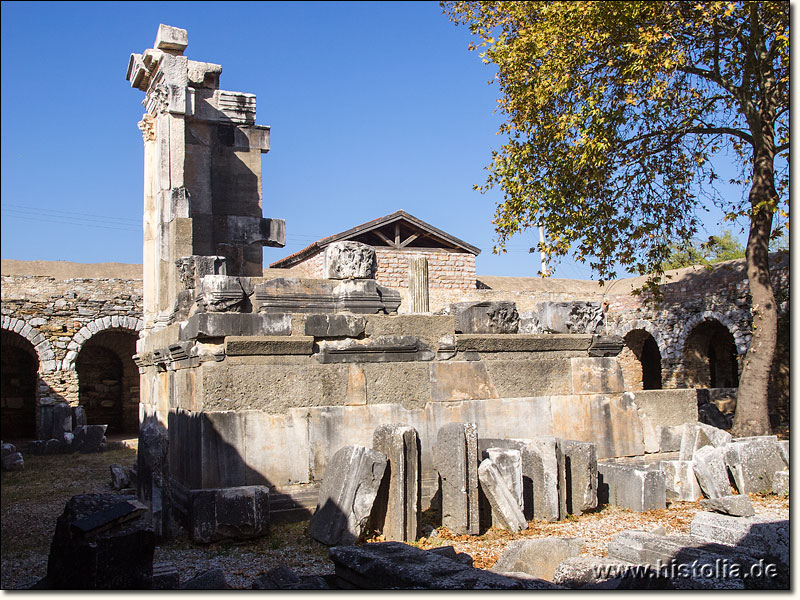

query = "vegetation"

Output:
[[663, 229, 745, 270], [443, 1, 788, 436]]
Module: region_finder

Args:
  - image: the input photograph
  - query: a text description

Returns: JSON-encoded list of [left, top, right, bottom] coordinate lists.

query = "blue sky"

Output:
[[1, 1, 756, 279]]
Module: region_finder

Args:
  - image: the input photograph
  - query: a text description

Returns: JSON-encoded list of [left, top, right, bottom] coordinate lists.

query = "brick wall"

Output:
[[373, 248, 476, 290]]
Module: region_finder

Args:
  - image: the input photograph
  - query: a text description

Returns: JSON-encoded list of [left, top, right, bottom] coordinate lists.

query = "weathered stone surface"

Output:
[[588, 335, 624, 357], [181, 569, 228, 590], [690, 445, 730, 499], [535, 301, 604, 334], [1, 442, 24, 471], [690, 511, 789, 568], [110, 464, 131, 490], [553, 557, 672, 589], [434, 423, 479, 535], [597, 462, 666, 512], [151, 562, 180, 590], [71, 406, 88, 429], [51, 403, 73, 441], [456, 334, 592, 353], [700, 494, 754, 517], [451, 301, 519, 334], [657, 424, 685, 453], [305, 314, 367, 337], [324, 241, 377, 279], [483, 448, 523, 522], [724, 436, 786, 495], [492, 537, 583, 581], [329, 541, 530, 589], [478, 458, 526, 532], [662, 460, 702, 502], [427, 546, 473, 566], [523, 437, 565, 521], [776, 440, 789, 467], [372, 424, 420, 542], [46, 494, 154, 589], [255, 278, 400, 315], [558, 439, 598, 515], [698, 401, 731, 429], [252, 566, 300, 589], [196, 275, 253, 313], [225, 335, 314, 356], [316, 336, 433, 363], [137, 420, 170, 537], [627, 389, 698, 431], [571, 358, 624, 394], [309, 445, 388, 545], [189, 485, 270, 543], [179, 312, 291, 340], [772, 470, 788, 495], [429, 361, 499, 402], [679, 422, 732, 461], [80, 424, 107, 453]]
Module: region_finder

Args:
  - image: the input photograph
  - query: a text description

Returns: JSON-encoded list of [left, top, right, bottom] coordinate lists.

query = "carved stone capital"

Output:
[[137, 113, 156, 142]]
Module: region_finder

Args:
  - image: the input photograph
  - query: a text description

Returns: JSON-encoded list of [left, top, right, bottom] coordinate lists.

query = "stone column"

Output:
[[372, 424, 420, 542], [408, 257, 429, 313]]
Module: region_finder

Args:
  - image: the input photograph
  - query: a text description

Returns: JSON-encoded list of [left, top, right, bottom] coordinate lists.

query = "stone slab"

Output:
[[492, 537, 583, 581], [372, 424, 420, 542], [523, 437, 565, 521], [477, 458, 526, 532], [456, 334, 592, 353], [433, 422, 479, 535], [304, 314, 366, 338], [451, 301, 519, 334], [690, 511, 789, 568], [224, 335, 313, 356], [429, 361, 499, 402], [189, 485, 270, 543], [724, 437, 786, 495], [180, 313, 292, 340], [571, 358, 624, 394], [662, 460, 702, 502], [699, 494, 754, 517], [558, 439, 598, 514], [772, 470, 788, 495], [315, 335, 433, 363], [598, 462, 666, 512]]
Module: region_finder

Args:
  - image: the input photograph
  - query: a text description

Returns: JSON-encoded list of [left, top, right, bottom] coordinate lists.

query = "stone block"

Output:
[[224, 335, 313, 356], [305, 314, 366, 337], [523, 437, 566, 521], [324, 241, 377, 279], [588, 335, 624, 357], [679, 422, 732, 461], [690, 511, 789, 568], [776, 441, 789, 467], [477, 458, 527, 532], [225, 216, 285, 248], [137, 420, 170, 537], [553, 556, 673, 589], [309, 445, 387, 545], [772, 470, 788, 495], [51, 403, 73, 441], [189, 485, 270, 543], [536, 301, 603, 334], [80, 425, 107, 453], [196, 275, 252, 313], [1, 444, 24, 471], [71, 406, 88, 429], [557, 439, 597, 515], [372, 424, 420, 542], [724, 437, 786, 495], [483, 448, 524, 522], [316, 335, 433, 363], [456, 334, 592, 353], [492, 537, 584, 581], [427, 546, 473, 566], [429, 361, 499, 402], [329, 541, 538, 589], [597, 462, 666, 512], [690, 445, 730, 499], [451, 301, 519, 334], [656, 425, 684, 453], [110, 464, 131, 490], [662, 460, 702, 502], [571, 358, 624, 394], [433, 422, 479, 535], [154, 24, 188, 52], [39, 404, 55, 440], [180, 312, 291, 339], [700, 494, 755, 517]]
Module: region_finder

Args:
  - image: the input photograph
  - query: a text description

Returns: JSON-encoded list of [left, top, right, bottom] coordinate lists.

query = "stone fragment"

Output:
[[324, 241, 377, 279], [772, 470, 788, 495], [1, 442, 24, 471], [597, 462, 666, 512], [154, 23, 188, 52], [256, 278, 401, 314], [433, 423, 479, 535], [523, 437, 566, 521], [451, 301, 519, 334], [80, 424, 107, 453], [329, 541, 543, 589], [251, 566, 301, 589], [724, 437, 786, 495], [137, 420, 170, 537], [189, 485, 270, 543], [691, 445, 731, 499], [316, 335, 433, 363], [661, 460, 702, 502], [51, 403, 73, 441], [679, 422, 732, 461], [181, 569, 229, 590], [553, 557, 672, 589], [558, 439, 598, 515], [698, 402, 731, 430], [427, 546, 473, 566], [372, 424, 420, 542], [776, 440, 789, 467], [656, 424, 684, 453], [151, 562, 180, 590], [478, 458, 527, 532], [492, 537, 583, 581], [46, 494, 154, 589], [309, 445, 388, 545], [483, 448, 523, 520], [110, 464, 131, 490], [196, 275, 253, 313], [587, 335, 624, 357], [690, 511, 789, 568], [305, 314, 367, 337], [71, 406, 88, 429], [179, 312, 291, 340], [700, 494, 755, 517]]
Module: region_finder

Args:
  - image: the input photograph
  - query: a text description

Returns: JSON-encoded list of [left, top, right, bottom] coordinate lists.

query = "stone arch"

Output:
[[678, 311, 748, 356], [613, 321, 665, 391], [612, 319, 668, 358], [682, 316, 741, 389], [1, 316, 58, 372], [61, 316, 144, 371], [1, 328, 40, 439]]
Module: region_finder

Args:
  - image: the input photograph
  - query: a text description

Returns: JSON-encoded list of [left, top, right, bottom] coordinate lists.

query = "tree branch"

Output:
[[775, 143, 789, 154]]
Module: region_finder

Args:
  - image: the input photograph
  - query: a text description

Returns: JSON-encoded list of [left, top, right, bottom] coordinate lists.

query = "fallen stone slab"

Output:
[[483, 447, 524, 520], [189, 485, 270, 543], [679, 422, 732, 461], [553, 557, 673, 589], [329, 541, 552, 589], [477, 458, 527, 533], [690, 511, 789, 570], [309, 445, 388, 545], [434, 423, 479, 535], [524, 437, 566, 521], [372, 424, 420, 542], [772, 470, 788, 495], [691, 445, 731, 499], [427, 546, 473, 566], [724, 437, 786, 495], [597, 462, 666, 512], [491, 537, 583, 581], [699, 494, 754, 517], [46, 494, 154, 589], [558, 439, 598, 515], [662, 460, 702, 502], [181, 568, 228, 590]]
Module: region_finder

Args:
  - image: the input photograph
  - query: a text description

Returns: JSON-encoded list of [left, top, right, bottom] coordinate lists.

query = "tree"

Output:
[[443, 1, 788, 436], [663, 229, 745, 270]]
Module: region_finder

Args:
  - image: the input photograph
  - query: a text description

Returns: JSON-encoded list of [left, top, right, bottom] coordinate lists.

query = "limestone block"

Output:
[[492, 537, 584, 581], [691, 445, 731, 499], [137, 420, 170, 536], [699, 494, 754, 517], [523, 437, 565, 521], [777, 441, 789, 467], [345, 365, 367, 406], [52, 403, 73, 441], [154, 24, 188, 52], [597, 462, 666, 512], [656, 425, 684, 453], [225, 335, 313, 356], [477, 458, 527, 532], [587, 335, 624, 357], [372, 424, 420, 542], [180, 312, 291, 339], [304, 314, 366, 338], [558, 439, 598, 515], [308, 445, 388, 545], [189, 485, 270, 543], [679, 422, 732, 461], [324, 241, 377, 279], [690, 511, 789, 568], [772, 470, 788, 495], [225, 216, 285, 248], [255, 278, 399, 315], [553, 557, 655, 589], [661, 460, 702, 502], [196, 275, 253, 313], [451, 301, 519, 334], [483, 448, 524, 518], [571, 358, 624, 394], [536, 301, 603, 334], [627, 389, 698, 429], [455, 334, 592, 353], [433, 422, 479, 535], [429, 361, 499, 402], [723, 437, 785, 494], [316, 336, 433, 363]]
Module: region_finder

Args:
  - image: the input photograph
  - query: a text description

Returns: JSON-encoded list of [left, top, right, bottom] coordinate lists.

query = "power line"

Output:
[[2, 203, 141, 224]]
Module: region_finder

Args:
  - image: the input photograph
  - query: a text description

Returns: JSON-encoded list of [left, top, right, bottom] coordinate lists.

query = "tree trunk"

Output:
[[731, 154, 778, 437]]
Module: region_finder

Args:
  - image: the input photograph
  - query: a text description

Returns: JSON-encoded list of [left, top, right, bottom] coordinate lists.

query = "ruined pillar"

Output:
[[408, 257, 429, 313]]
